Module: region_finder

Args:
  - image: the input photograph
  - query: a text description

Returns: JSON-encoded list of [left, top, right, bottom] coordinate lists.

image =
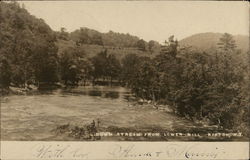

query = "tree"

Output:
[[32, 28, 59, 85], [90, 50, 121, 85], [148, 40, 158, 54], [92, 33, 103, 46], [106, 54, 121, 85], [217, 33, 239, 85], [59, 45, 86, 85], [121, 54, 140, 85], [90, 49, 109, 82], [78, 58, 94, 86], [217, 33, 236, 52], [57, 27, 69, 40], [127, 57, 158, 100], [136, 39, 147, 51], [161, 35, 178, 57]]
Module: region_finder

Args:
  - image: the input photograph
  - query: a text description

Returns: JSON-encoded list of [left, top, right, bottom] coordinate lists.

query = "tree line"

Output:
[[67, 27, 160, 51]]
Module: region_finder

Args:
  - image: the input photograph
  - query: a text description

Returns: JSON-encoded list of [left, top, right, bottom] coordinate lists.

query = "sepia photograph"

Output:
[[0, 0, 249, 146]]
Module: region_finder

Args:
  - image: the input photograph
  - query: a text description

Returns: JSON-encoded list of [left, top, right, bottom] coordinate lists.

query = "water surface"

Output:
[[1, 86, 196, 141]]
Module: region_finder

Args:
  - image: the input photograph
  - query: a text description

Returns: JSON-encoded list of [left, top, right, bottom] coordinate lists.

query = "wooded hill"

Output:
[[179, 32, 249, 53]]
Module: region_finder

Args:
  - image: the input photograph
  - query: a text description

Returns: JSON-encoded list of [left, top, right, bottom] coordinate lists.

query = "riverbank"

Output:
[[1, 86, 38, 96], [1, 83, 64, 96]]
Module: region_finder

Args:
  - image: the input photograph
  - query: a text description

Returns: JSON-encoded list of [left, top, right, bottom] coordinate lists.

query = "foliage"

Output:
[[123, 34, 249, 133], [0, 2, 58, 88], [71, 27, 103, 46], [120, 54, 140, 85], [0, 58, 11, 88], [148, 40, 160, 54], [70, 28, 151, 49], [90, 49, 121, 84]]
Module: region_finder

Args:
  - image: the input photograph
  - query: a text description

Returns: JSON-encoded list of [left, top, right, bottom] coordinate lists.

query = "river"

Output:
[[1, 86, 228, 141]]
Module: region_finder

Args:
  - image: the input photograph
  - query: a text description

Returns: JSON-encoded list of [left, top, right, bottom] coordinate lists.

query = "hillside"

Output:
[[0, 2, 60, 86], [56, 39, 154, 61], [70, 28, 142, 48], [179, 32, 249, 53], [57, 27, 161, 59]]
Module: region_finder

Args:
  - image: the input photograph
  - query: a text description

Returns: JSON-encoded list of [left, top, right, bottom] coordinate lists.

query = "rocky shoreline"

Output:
[[1, 86, 37, 96]]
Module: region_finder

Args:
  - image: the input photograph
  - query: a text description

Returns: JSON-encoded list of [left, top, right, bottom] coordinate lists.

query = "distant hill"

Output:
[[57, 27, 161, 59], [69, 27, 148, 49], [56, 39, 153, 61], [179, 32, 249, 53]]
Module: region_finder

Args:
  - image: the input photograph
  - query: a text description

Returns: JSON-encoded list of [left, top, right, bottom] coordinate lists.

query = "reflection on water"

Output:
[[28, 86, 132, 100], [104, 91, 119, 99], [88, 90, 103, 97], [60, 86, 131, 99]]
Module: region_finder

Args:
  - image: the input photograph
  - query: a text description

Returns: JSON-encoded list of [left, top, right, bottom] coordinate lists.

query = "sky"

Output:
[[19, 1, 249, 43]]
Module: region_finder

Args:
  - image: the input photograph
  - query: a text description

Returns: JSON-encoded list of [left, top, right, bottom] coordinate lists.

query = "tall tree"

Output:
[[90, 49, 109, 82], [217, 33, 236, 52], [121, 54, 140, 85], [106, 54, 121, 85]]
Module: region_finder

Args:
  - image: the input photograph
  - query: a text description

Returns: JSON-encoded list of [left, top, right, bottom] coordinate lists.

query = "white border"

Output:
[[1, 141, 249, 160]]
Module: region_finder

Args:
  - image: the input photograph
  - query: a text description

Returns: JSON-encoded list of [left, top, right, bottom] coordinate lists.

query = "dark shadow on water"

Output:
[[104, 91, 119, 99], [88, 90, 102, 97], [63, 90, 120, 99], [28, 88, 61, 95], [25, 86, 133, 100], [61, 86, 127, 99]]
